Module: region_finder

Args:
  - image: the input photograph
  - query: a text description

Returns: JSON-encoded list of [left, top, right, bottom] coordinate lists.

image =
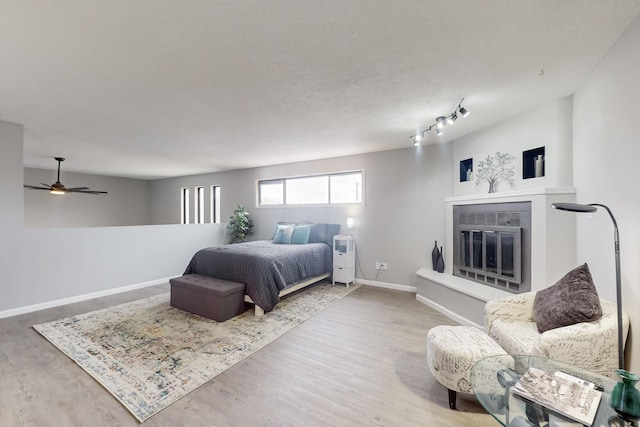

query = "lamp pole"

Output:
[[551, 202, 624, 369]]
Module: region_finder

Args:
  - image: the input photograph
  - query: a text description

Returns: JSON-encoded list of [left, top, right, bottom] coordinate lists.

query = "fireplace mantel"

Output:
[[445, 187, 577, 204], [415, 187, 578, 327], [445, 187, 576, 288]]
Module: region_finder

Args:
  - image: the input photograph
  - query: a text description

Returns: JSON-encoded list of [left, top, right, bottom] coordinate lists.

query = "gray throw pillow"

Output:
[[533, 263, 602, 333]]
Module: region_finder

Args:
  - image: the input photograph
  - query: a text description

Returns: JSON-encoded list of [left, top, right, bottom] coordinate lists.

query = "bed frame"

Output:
[[244, 272, 331, 316]]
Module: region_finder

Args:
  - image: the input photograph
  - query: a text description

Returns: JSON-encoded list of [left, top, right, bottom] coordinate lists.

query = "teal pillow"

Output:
[[290, 224, 311, 244], [272, 225, 294, 244]]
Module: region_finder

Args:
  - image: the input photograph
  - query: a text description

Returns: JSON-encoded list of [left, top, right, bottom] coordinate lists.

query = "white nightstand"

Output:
[[332, 235, 355, 287]]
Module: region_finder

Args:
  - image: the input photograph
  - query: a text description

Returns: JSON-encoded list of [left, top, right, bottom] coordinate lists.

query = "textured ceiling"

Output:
[[2, 1, 640, 179]]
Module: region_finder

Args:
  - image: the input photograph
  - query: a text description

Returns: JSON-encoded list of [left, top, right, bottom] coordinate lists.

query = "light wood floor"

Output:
[[0, 284, 497, 427]]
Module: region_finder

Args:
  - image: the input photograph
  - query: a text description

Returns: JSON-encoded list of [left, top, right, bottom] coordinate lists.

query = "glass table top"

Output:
[[470, 355, 628, 427]]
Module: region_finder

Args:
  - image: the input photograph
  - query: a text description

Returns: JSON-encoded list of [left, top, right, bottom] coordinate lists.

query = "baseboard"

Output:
[[356, 279, 416, 293], [415, 294, 482, 329], [0, 277, 173, 319]]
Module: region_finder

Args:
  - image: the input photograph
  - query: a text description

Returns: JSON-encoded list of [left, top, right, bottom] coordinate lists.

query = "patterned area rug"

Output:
[[33, 282, 358, 422]]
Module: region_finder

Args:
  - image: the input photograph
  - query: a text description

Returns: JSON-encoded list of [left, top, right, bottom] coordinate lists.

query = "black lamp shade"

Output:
[[551, 202, 597, 213]]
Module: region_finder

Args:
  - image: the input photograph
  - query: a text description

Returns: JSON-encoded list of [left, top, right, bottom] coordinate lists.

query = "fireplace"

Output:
[[453, 202, 531, 293]]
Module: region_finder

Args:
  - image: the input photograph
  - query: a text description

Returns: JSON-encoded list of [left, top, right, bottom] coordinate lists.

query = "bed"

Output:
[[183, 223, 339, 315]]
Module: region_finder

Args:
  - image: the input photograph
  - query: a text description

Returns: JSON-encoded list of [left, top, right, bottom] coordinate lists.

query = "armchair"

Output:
[[485, 292, 630, 378]]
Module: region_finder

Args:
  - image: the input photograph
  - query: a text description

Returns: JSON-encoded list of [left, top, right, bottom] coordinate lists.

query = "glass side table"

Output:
[[470, 355, 635, 427]]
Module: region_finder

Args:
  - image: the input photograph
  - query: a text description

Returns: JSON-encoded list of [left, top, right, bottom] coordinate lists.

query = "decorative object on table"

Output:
[[227, 204, 254, 243], [534, 154, 545, 177], [431, 241, 440, 271], [33, 282, 358, 422], [435, 246, 445, 273], [609, 369, 640, 423], [551, 202, 626, 369], [511, 367, 603, 426], [475, 151, 516, 193]]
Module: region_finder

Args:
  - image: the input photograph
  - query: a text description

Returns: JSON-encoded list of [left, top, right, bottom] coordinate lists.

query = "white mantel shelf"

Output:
[[445, 187, 576, 203]]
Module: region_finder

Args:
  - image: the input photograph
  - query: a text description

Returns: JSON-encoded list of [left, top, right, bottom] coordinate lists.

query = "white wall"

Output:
[[24, 168, 152, 228], [1, 223, 228, 315], [150, 145, 453, 288], [573, 14, 640, 373], [452, 96, 573, 196]]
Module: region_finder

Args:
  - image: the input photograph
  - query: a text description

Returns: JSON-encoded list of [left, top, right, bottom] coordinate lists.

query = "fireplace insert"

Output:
[[453, 202, 531, 293]]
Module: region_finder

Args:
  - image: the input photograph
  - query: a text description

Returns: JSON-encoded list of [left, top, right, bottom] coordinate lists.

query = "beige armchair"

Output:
[[484, 292, 630, 379]]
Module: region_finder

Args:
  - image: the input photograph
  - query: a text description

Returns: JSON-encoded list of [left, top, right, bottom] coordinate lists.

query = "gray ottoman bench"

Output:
[[426, 325, 507, 409], [170, 274, 247, 322]]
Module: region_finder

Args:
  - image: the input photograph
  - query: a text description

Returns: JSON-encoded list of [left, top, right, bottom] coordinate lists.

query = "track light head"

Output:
[[409, 97, 469, 145]]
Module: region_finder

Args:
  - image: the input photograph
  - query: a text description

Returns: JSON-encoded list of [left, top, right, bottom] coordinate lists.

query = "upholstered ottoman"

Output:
[[426, 325, 507, 409], [170, 274, 246, 322]]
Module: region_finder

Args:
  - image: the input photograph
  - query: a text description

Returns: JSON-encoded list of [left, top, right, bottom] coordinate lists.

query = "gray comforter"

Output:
[[183, 240, 332, 312]]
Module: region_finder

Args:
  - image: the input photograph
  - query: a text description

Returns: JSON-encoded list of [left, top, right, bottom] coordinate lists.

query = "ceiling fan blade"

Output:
[[24, 185, 52, 190], [28, 157, 110, 195], [67, 189, 108, 195]]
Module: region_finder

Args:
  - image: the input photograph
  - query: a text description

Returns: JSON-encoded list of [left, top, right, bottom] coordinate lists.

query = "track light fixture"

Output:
[[410, 98, 469, 145]]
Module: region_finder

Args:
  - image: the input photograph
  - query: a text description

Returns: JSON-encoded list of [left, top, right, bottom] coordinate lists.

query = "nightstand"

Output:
[[332, 235, 355, 287]]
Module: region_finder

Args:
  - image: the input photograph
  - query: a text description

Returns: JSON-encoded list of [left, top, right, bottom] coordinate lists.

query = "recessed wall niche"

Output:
[[522, 147, 545, 179], [460, 158, 473, 182]]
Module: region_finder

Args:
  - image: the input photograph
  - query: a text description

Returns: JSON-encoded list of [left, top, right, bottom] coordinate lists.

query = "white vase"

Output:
[[535, 155, 544, 177]]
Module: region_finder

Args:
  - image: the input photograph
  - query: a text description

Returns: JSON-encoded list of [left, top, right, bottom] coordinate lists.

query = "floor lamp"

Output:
[[551, 202, 624, 369]]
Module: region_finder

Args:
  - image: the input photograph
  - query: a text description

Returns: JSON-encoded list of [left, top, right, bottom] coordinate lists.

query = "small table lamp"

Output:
[[346, 217, 354, 232], [551, 202, 624, 369]]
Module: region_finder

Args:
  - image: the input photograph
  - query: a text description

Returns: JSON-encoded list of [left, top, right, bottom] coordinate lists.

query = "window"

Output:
[[180, 187, 190, 224], [195, 186, 205, 224], [259, 179, 284, 205], [330, 172, 362, 203], [258, 171, 363, 206], [210, 185, 221, 223], [286, 175, 328, 204]]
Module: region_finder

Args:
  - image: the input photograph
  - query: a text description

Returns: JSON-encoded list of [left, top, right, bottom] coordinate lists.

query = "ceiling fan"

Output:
[[24, 157, 108, 195]]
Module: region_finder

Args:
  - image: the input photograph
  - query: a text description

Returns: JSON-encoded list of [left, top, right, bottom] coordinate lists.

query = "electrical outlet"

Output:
[[375, 262, 381, 270], [380, 262, 388, 271]]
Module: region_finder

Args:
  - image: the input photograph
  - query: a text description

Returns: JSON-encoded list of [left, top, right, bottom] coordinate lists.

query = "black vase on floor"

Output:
[[435, 246, 445, 273], [432, 241, 440, 271]]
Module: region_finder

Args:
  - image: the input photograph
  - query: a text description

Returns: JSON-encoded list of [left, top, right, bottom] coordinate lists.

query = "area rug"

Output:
[[33, 282, 358, 422]]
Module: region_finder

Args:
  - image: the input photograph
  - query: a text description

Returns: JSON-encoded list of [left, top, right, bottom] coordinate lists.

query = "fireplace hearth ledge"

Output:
[[416, 267, 511, 303]]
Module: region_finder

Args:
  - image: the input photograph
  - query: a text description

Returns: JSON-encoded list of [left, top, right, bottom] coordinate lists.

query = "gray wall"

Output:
[[150, 145, 453, 287], [573, 14, 640, 373], [1, 119, 230, 315], [0, 120, 24, 305], [24, 168, 152, 228]]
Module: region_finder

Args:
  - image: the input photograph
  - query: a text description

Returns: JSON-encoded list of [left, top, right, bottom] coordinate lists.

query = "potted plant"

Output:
[[227, 204, 254, 243]]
